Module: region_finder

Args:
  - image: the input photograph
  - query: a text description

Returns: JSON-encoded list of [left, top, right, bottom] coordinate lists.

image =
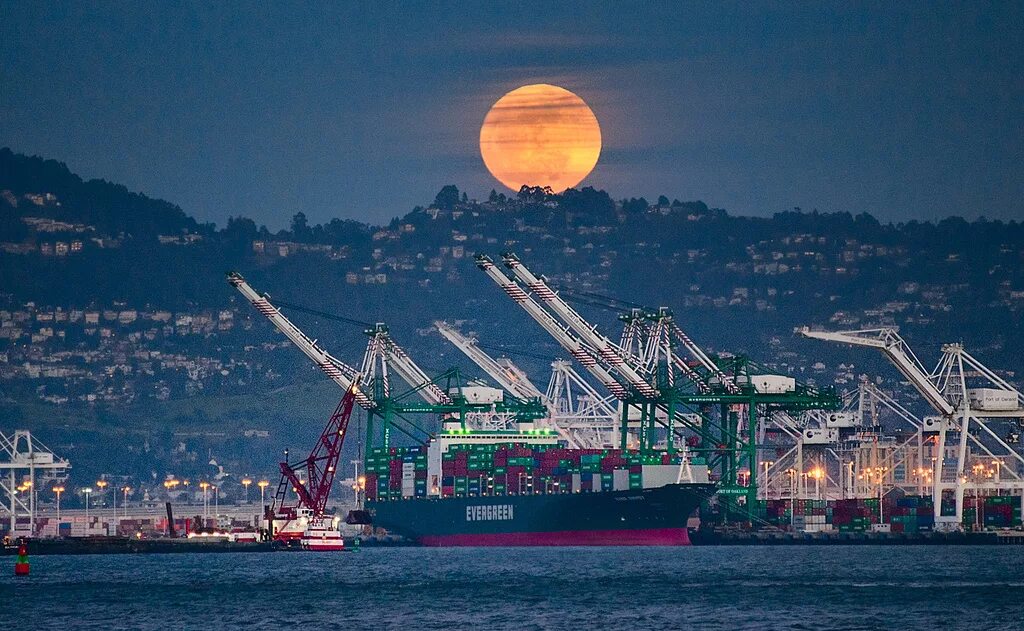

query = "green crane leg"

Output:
[[364, 412, 376, 464]]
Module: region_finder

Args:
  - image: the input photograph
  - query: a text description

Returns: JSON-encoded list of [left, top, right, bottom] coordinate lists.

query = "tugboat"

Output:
[[300, 517, 345, 551]]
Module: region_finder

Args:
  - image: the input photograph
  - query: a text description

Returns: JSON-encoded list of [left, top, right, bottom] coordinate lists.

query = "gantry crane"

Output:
[[227, 271, 546, 462], [435, 321, 544, 401], [227, 272, 376, 409], [477, 254, 841, 519], [800, 326, 1024, 528], [1, 430, 70, 537]]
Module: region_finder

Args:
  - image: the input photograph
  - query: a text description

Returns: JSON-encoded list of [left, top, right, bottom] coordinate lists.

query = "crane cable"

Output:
[[270, 298, 374, 329]]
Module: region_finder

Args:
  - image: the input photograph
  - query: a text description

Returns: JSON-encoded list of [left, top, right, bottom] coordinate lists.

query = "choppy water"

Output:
[[3, 546, 1024, 630]]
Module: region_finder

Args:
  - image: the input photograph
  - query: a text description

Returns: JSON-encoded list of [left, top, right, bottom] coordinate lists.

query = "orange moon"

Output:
[[479, 84, 602, 192]]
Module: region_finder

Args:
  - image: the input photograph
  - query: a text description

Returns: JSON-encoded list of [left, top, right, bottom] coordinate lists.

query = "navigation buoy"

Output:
[[14, 539, 29, 576]]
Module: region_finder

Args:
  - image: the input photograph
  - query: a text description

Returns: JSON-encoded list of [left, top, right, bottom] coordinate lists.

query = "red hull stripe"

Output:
[[418, 528, 691, 547]]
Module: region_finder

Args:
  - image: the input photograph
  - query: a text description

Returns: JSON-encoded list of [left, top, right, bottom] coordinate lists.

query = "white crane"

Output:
[[435, 322, 618, 447], [229, 272, 449, 409], [501, 253, 659, 398], [475, 255, 629, 399], [1, 430, 70, 536], [435, 321, 544, 401], [477, 254, 746, 451], [227, 272, 376, 409], [366, 324, 452, 406], [799, 326, 1024, 528]]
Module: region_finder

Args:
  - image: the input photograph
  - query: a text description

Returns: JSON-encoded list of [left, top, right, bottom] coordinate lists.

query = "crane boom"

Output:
[[798, 327, 954, 416], [501, 253, 658, 398], [475, 255, 629, 399], [435, 321, 544, 400], [381, 333, 453, 405], [666, 321, 740, 394], [277, 388, 357, 517], [226, 271, 375, 410]]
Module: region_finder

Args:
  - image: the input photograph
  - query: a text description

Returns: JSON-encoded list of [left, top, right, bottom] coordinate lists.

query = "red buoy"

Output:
[[14, 540, 29, 576]]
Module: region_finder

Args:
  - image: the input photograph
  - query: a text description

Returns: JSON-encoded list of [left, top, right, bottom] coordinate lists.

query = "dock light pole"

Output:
[[761, 461, 774, 500], [809, 467, 824, 501], [53, 486, 64, 520], [97, 479, 111, 532], [213, 485, 219, 520], [257, 480, 269, 508], [199, 482, 210, 521], [241, 478, 252, 504], [83, 487, 93, 522], [122, 487, 131, 518]]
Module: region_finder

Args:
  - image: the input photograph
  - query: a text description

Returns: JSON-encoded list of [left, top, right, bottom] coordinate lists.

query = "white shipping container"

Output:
[[641, 464, 683, 489], [751, 375, 796, 394], [612, 469, 630, 491], [968, 388, 1019, 411], [571, 473, 582, 492]]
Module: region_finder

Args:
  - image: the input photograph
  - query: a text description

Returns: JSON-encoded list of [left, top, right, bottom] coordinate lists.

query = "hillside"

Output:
[[2, 148, 1023, 481]]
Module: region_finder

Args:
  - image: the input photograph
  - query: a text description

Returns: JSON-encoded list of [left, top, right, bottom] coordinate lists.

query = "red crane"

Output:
[[268, 388, 357, 540]]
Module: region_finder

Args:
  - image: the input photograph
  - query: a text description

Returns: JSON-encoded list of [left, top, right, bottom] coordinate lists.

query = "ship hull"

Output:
[[367, 483, 715, 547]]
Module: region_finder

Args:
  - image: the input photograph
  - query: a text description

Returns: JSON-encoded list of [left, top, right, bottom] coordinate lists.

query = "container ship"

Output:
[[362, 418, 716, 546]]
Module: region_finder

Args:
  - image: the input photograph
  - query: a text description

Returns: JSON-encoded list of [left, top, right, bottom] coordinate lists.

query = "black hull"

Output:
[[367, 483, 715, 546]]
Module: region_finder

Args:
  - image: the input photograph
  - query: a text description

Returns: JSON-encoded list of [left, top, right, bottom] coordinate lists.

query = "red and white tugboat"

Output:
[[300, 517, 345, 551]]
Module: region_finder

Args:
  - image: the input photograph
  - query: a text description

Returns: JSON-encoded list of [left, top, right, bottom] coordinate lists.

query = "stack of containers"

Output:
[[791, 499, 829, 532], [364, 446, 429, 501], [831, 499, 876, 533], [887, 496, 935, 533], [366, 442, 690, 500], [982, 495, 1023, 528], [761, 499, 792, 526]]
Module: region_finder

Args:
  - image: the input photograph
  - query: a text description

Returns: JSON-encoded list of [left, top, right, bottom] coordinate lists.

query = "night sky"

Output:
[[2, 2, 1021, 227]]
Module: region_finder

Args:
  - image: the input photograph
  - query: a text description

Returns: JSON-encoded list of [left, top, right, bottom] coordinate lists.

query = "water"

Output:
[[3, 547, 1024, 630]]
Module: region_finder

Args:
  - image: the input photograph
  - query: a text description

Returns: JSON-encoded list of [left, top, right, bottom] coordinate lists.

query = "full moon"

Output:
[[479, 84, 602, 192]]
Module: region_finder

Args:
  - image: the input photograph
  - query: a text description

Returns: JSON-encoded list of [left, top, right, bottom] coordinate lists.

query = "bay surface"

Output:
[[3, 546, 1023, 630]]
